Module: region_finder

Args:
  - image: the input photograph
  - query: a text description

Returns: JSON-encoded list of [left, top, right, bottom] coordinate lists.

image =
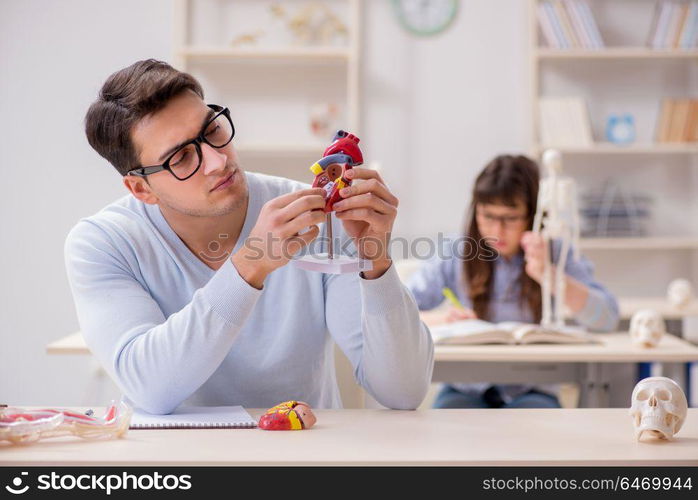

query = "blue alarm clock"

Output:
[[606, 114, 636, 145]]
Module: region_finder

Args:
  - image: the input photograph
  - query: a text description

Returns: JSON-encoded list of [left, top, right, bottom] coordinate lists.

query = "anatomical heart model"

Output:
[[258, 401, 317, 431], [292, 130, 372, 274]]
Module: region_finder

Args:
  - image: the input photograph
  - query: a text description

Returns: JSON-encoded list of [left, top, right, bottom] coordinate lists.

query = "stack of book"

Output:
[[539, 97, 594, 147], [647, 1, 698, 49], [580, 182, 652, 238], [537, 0, 605, 49], [655, 99, 698, 142]]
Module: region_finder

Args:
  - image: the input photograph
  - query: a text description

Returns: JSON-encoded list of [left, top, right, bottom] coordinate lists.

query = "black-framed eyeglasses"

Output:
[[476, 209, 528, 229], [128, 104, 235, 181]]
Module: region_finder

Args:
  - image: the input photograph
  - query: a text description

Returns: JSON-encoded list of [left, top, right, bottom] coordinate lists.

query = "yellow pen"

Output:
[[442, 287, 464, 309]]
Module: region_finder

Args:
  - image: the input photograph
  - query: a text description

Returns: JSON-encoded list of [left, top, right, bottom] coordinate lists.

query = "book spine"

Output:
[[554, 0, 580, 48], [681, 1, 698, 49], [655, 99, 672, 142], [646, 1, 661, 47], [653, 2, 672, 48], [665, 2, 682, 48], [674, 1, 691, 48], [538, 2, 561, 48], [539, 99, 554, 146], [669, 99, 690, 142], [575, 98, 594, 146], [577, 0, 604, 48], [684, 99, 698, 141], [693, 1, 698, 47], [565, 0, 591, 49], [131, 422, 256, 429], [544, 1, 569, 49]]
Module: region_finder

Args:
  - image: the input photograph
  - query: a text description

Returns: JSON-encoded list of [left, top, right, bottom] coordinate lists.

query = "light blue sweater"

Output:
[[65, 172, 434, 414]]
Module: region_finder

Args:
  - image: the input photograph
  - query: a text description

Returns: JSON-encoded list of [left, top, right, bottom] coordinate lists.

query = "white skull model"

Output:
[[629, 377, 688, 441], [667, 279, 694, 309], [629, 309, 665, 348]]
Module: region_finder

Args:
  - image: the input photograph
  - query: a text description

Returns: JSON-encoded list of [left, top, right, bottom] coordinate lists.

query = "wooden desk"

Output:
[[433, 333, 698, 407], [434, 333, 698, 363], [618, 297, 698, 320], [47, 332, 698, 407], [46, 332, 88, 355], [2, 409, 697, 466]]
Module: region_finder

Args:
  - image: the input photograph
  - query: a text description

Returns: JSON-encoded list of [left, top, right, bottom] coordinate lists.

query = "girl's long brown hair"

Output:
[[464, 155, 542, 322]]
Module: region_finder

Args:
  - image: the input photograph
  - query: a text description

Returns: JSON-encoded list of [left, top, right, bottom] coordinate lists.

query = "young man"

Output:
[[65, 59, 433, 414]]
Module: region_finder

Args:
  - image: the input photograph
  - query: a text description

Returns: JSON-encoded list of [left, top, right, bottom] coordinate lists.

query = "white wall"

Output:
[[0, 0, 173, 405], [364, 1, 529, 242]]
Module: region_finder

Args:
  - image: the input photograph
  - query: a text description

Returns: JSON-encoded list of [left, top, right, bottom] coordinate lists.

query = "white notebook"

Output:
[[130, 405, 257, 429]]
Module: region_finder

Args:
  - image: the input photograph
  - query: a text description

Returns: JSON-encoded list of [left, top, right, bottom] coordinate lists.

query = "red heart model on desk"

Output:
[[258, 401, 317, 431]]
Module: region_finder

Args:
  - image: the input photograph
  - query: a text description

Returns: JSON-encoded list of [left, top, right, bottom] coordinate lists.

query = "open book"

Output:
[[430, 319, 592, 345]]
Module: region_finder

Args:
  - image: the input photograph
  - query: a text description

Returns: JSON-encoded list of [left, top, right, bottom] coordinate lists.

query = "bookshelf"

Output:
[[528, 0, 698, 299], [532, 142, 698, 154], [580, 236, 698, 250], [178, 46, 352, 60], [172, 0, 362, 182], [537, 47, 698, 59]]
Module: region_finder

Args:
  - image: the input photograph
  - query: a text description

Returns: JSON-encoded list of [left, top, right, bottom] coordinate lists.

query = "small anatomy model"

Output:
[[629, 309, 665, 348], [258, 401, 317, 431], [533, 149, 580, 329], [293, 130, 372, 274], [667, 278, 694, 309], [0, 401, 132, 445], [310, 129, 363, 212]]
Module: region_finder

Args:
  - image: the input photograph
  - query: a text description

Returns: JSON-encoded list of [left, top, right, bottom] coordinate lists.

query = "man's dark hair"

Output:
[[85, 59, 204, 176]]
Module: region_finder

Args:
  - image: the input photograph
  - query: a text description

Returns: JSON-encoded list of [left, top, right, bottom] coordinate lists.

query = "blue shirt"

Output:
[[65, 172, 434, 414]]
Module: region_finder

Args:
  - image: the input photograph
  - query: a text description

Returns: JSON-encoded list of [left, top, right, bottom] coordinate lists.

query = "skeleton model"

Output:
[[270, 3, 348, 46], [533, 150, 580, 329], [1, 401, 131, 445]]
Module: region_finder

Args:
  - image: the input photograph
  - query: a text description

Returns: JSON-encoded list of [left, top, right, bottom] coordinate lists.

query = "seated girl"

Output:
[[407, 154, 619, 408]]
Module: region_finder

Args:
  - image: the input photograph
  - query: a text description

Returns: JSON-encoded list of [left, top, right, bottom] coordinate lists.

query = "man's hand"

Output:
[[332, 167, 399, 279], [520, 231, 548, 285], [232, 188, 326, 288]]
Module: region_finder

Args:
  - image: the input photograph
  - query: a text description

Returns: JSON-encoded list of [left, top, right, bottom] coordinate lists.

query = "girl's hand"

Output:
[[521, 231, 548, 284], [445, 306, 478, 323]]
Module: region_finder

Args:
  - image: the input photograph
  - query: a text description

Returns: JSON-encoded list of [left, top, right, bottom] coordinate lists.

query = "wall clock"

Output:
[[392, 0, 459, 36]]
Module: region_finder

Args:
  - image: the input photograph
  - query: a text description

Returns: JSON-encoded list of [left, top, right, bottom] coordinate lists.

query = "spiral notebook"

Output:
[[130, 405, 257, 429]]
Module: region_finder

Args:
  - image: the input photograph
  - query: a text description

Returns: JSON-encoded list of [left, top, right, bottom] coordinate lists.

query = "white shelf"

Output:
[[536, 48, 698, 60], [619, 297, 698, 319], [174, 0, 362, 175], [178, 46, 351, 61], [534, 143, 698, 155], [580, 237, 698, 250]]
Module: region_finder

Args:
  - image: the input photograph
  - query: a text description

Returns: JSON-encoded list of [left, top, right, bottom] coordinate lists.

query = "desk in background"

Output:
[[47, 331, 698, 408], [433, 333, 698, 407]]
